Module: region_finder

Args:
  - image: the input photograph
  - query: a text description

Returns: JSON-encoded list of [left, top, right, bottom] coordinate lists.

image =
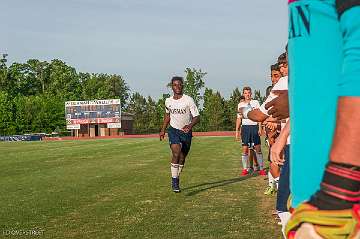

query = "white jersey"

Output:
[[238, 100, 260, 126], [259, 76, 290, 145], [165, 94, 200, 130], [259, 76, 288, 116]]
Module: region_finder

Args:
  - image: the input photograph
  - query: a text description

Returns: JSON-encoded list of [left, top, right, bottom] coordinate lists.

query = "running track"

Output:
[[45, 131, 236, 141]]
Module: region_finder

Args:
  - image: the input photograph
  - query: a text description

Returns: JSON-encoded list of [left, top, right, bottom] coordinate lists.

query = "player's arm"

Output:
[[160, 112, 170, 141], [247, 109, 268, 122], [258, 121, 263, 136], [286, 5, 360, 238], [264, 90, 289, 119], [235, 116, 241, 140], [270, 120, 289, 166], [182, 115, 199, 133], [182, 99, 200, 133]]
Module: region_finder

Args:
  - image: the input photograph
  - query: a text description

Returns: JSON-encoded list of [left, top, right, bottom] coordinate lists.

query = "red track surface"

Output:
[[44, 131, 236, 141]]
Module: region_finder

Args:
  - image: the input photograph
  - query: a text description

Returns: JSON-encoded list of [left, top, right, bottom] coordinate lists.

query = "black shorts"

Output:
[[241, 125, 261, 147], [168, 126, 192, 155]]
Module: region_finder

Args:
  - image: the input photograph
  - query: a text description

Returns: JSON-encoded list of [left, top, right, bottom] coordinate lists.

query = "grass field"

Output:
[[0, 137, 282, 238]]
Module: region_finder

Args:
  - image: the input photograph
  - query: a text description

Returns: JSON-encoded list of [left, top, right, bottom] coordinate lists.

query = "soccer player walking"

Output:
[[160, 76, 200, 193]]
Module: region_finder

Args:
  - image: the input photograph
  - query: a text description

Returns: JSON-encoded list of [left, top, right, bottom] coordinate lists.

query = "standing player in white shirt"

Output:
[[160, 76, 200, 193], [238, 86, 265, 176]]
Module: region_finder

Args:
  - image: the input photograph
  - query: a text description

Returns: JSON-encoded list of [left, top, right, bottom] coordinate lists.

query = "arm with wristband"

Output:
[[286, 2, 360, 238]]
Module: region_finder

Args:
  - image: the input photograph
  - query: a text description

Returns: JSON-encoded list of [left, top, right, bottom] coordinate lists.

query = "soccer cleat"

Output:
[[264, 186, 276, 195], [171, 177, 181, 193], [259, 169, 267, 176], [240, 169, 249, 176]]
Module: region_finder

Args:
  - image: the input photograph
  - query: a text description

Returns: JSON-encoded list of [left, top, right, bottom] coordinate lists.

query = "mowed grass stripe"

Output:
[[0, 137, 281, 238]]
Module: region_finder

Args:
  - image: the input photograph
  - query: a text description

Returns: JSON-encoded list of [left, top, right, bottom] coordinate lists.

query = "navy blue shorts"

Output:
[[276, 145, 290, 212], [241, 125, 261, 147], [168, 126, 192, 155]]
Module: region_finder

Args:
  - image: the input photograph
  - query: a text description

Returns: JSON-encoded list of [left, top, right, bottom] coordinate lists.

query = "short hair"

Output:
[[266, 85, 273, 97], [242, 86, 252, 93], [278, 53, 287, 65], [240, 95, 245, 100], [271, 63, 280, 72], [171, 76, 183, 84]]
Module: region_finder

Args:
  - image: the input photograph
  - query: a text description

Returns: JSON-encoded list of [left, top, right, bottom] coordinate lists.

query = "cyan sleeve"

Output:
[[338, 5, 360, 96]]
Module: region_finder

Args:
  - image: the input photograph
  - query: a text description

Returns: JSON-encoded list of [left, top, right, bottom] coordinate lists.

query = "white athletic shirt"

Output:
[[259, 76, 288, 116], [259, 76, 290, 145], [165, 94, 200, 130], [238, 100, 260, 126]]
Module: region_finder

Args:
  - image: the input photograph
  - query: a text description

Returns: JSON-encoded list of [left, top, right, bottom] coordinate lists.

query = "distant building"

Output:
[[65, 99, 134, 137]]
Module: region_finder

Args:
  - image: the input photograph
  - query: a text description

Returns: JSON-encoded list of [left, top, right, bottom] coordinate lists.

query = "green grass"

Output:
[[0, 137, 281, 238]]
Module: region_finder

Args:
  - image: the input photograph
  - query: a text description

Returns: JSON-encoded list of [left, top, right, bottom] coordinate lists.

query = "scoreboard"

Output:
[[65, 99, 121, 129]]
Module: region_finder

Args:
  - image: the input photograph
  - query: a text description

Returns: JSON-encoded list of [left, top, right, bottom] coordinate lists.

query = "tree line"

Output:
[[0, 54, 265, 135]]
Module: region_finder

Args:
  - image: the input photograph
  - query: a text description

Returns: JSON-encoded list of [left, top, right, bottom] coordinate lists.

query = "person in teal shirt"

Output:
[[265, 0, 360, 238]]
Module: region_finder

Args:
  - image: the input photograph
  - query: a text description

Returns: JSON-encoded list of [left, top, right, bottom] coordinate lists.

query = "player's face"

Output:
[[243, 90, 251, 101], [279, 63, 288, 77], [171, 80, 183, 95], [271, 70, 281, 85]]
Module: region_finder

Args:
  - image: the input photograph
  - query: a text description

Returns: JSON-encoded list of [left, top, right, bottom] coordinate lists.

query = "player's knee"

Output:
[[173, 151, 181, 158]]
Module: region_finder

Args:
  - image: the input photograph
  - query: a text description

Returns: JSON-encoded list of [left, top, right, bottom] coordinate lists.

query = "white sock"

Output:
[[278, 212, 291, 238], [241, 154, 249, 170], [274, 177, 280, 189], [268, 172, 275, 187], [178, 165, 184, 177], [171, 163, 179, 178], [255, 152, 264, 170]]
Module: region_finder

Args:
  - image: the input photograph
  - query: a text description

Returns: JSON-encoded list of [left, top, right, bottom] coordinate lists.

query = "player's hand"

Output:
[[237, 107, 245, 118], [265, 116, 278, 123], [182, 125, 192, 133], [265, 122, 277, 131], [159, 130, 165, 141], [265, 90, 289, 120], [235, 131, 240, 141], [270, 137, 286, 165]]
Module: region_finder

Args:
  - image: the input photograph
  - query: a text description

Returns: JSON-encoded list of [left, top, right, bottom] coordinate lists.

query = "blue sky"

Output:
[[2, 0, 288, 99]]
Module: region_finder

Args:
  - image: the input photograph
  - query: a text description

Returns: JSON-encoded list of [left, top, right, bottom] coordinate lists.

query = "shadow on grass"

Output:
[[183, 173, 260, 196]]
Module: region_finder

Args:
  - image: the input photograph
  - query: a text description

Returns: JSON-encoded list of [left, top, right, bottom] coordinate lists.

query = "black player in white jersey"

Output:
[[160, 76, 200, 193]]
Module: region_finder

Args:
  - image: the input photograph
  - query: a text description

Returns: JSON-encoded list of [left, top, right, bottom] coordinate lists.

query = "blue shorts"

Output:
[[276, 145, 290, 212], [241, 125, 261, 147], [168, 126, 192, 155]]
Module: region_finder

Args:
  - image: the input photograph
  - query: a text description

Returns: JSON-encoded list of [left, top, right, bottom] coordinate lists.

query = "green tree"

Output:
[[253, 89, 265, 105], [156, 93, 170, 132], [47, 59, 81, 100], [81, 73, 129, 109], [0, 54, 8, 92], [183, 68, 206, 107], [0, 91, 16, 135], [27, 59, 49, 94], [224, 87, 242, 131], [200, 88, 226, 131], [127, 92, 147, 134], [145, 96, 160, 133]]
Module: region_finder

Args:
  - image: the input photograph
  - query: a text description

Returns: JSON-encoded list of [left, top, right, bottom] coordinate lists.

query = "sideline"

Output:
[[44, 131, 236, 141]]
